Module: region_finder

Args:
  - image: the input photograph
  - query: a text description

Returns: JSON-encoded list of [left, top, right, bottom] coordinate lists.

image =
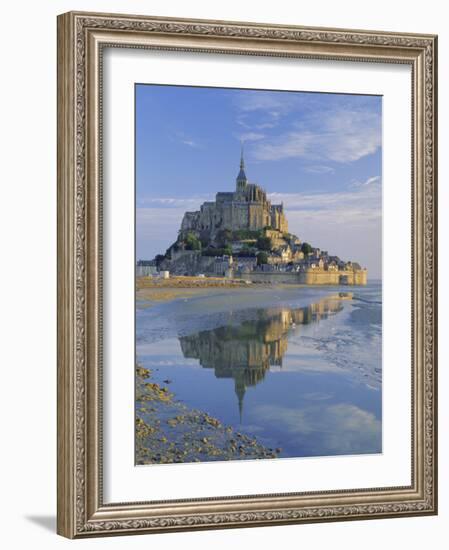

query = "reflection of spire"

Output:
[[235, 376, 246, 424], [179, 295, 349, 421]]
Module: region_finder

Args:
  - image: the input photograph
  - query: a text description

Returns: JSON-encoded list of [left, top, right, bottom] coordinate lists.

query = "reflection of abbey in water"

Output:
[[179, 295, 349, 420]]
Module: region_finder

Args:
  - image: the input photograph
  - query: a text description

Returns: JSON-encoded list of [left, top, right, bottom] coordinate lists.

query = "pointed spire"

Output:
[[236, 142, 248, 189]]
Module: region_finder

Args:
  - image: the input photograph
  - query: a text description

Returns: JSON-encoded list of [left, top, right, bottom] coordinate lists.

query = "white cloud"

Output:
[[351, 175, 381, 187], [136, 207, 186, 259], [238, 132, 265, 142], [232, 91, 381, 165], [233, 91, 304, 131], [304, 165, 335, 174], [181, 139, 200, 148], [254, 121, 277, 130], [171, 129, 202, 149], [137, 196, 212, 208], [137, 206, 185, 228], [268, 180, 381, 276], [252, 110, 381, 163], [237, 117, 278, 131], [268, 178, 381, 223], [236, 114, 251, 128], [235, 91, 293, 114]]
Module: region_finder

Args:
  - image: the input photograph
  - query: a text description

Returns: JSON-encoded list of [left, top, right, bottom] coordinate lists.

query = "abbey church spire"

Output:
[[236, 143, 248, 190]]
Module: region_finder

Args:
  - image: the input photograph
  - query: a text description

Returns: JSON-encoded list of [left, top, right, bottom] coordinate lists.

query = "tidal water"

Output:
[[136, 282, 382, 459]]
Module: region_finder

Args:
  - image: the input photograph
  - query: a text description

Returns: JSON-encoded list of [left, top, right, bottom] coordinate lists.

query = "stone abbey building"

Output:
[[154, 150, 367, 286], [180, 150, 288, 239]]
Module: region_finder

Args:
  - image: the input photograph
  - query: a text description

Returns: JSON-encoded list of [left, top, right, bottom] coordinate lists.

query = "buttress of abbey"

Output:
[[180, 149, 288, 239]]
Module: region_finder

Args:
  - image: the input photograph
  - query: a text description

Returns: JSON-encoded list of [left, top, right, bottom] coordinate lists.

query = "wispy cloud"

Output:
[[137, 196, 213, 209], [351, 175, 381, 187], [304, 165, 335, 175], [139, 180, 380, 224], [238, 132, 265, 142], [181, 139, 200, 148], [235, 91, 296, 114], [171, 130, 202, 149], [232, 91, 381, 165], [233, 91, 303, 131], [137, 207, 186, 224], [136, 207, 186, 259], [236, 115, 277, 131], [254, 121, 277, 130], [269, 176, 381, 221], [252, 110, 381, 163], [236, 114, 251, 128], [266, 180, 382, 276]]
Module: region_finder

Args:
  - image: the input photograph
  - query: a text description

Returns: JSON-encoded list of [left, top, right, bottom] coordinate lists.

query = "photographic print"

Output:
[[135, 84, 382, 465]]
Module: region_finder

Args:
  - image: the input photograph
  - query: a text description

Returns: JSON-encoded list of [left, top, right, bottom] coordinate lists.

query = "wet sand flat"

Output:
[[136, 280, 382, 462], [137, 275, 270, 306]]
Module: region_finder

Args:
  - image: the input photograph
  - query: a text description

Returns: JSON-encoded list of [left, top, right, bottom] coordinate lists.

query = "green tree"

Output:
[[257, 235, 272, 251], [257, 251, 269, 265], [301, 242, 312, 255], [184, 232, 201, 251], [154, 254, 166, 266]]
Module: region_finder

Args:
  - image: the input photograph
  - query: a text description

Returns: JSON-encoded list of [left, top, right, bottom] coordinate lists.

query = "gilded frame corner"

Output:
[[57, 10, 438, 538]]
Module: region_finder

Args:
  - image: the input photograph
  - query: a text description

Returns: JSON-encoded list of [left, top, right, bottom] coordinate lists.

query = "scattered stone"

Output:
[[135, 365, 280, 465]]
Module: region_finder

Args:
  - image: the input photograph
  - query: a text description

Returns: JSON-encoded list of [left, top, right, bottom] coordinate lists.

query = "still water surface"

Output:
[[136, 282, 382, 459]]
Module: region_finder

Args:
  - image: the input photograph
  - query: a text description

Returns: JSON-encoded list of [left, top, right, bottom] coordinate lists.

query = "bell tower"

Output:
[[236, 144, 248, 191]]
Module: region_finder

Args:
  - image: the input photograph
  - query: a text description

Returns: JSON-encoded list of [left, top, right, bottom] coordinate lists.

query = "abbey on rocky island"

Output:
[[149, 150, 367, 286]]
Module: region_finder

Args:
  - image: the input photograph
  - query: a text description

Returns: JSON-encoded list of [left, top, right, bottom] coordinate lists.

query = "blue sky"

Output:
[[136, 85, 382, 278]]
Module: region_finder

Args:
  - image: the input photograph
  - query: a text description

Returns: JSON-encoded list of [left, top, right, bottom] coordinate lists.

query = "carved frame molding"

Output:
[[57, 11, 437, 538]]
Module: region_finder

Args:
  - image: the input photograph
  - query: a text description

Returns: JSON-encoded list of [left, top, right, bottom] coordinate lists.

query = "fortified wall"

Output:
[[237, 268, 367, 286]]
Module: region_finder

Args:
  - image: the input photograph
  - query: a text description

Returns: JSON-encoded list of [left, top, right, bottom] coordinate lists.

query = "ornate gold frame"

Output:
[[57, 11, 438, 538]]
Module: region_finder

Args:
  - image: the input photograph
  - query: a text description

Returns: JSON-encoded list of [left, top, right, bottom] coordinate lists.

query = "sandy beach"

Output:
[[136, 275, 268, 306]]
